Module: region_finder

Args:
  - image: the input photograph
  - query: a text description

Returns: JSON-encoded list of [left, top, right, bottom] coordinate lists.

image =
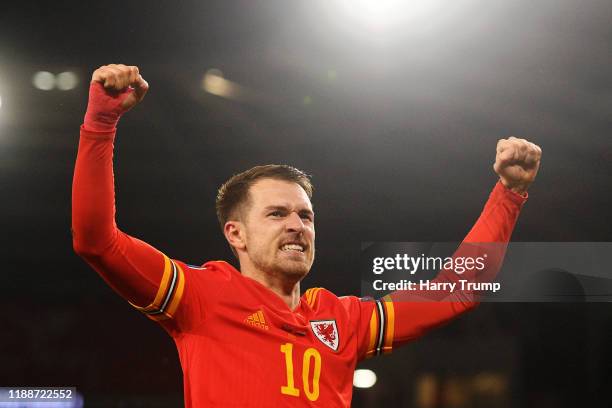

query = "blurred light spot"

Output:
[[202, 68, 242, 100], [472, 372, 507, 394], [327, 70, 337, 81], [303, 96, 312, 106], [444, 377, 467, 406], [416, 374, 438, 408], [57, 71, 79, 90], [353, 369, 377, 388], [33, 71, 55, 90], [206, 68, 224, 79]]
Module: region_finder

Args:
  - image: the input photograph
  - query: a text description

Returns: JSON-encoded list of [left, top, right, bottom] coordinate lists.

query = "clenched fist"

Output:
[[494, 137, 542, 195], [83, 64, 149, 132]]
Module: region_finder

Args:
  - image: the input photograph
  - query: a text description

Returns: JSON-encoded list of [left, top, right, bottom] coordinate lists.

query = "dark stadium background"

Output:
[[1, 0, 611, 406]]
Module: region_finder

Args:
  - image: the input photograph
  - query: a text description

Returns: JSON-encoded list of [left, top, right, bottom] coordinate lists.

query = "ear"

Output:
[[224, 220, 246, 252]]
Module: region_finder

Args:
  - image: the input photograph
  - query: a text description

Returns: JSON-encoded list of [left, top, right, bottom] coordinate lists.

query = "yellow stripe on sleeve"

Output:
[[164, 261, 186, 318], [365, 306, 379, 359], [129, 255, 186, 322], [382, 295, 395, 354], [130, 254, 173, 312]]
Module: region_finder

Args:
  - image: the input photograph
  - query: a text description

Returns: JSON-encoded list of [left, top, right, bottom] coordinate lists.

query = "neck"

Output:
[[240, 264, 302, 310]]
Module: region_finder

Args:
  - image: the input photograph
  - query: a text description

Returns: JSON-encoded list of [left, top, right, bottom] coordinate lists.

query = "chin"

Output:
[[276, 260, 311, 280]]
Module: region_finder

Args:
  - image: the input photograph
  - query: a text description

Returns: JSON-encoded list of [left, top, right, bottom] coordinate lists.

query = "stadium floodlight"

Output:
[[353, 369, 377, 388], [32, 71, 56, 91], [350, 0, 404, 26], [337, 0, 446, 31]]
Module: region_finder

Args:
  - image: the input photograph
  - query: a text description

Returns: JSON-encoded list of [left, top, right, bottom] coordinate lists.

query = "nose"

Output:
[[285, 212, 305, 233]]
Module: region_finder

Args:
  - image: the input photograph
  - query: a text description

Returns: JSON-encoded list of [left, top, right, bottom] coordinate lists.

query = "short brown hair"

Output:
[[215, 164, 313, 231]]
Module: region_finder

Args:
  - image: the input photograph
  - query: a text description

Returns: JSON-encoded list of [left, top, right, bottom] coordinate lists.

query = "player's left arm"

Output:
[[358, 137, 542, 358]]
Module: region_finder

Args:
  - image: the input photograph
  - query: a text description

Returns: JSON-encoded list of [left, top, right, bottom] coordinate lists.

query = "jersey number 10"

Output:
[[280, 342, 322, 401]]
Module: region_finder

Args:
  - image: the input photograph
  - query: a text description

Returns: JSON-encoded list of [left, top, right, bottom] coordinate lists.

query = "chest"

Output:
[[182, 296, 357, 406]]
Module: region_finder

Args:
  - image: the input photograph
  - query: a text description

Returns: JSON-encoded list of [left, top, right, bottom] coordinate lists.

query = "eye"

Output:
[[300, 213, 314, 222], [268, 210, 283, 218]]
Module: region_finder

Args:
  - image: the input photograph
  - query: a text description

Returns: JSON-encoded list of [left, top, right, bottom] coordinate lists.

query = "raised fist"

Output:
[[84, 64, 149, 132], [494, 137, 542, 195]]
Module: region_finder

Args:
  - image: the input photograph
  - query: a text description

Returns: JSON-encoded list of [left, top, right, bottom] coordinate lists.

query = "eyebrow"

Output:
[[263, 205, 315, 216]]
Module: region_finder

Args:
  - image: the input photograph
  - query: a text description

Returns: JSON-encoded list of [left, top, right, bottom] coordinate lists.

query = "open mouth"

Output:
[[280, 243, 306, 253]]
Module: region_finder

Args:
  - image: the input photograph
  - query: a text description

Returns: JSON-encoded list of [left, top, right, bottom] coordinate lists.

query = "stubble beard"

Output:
[[251, 248, 314, 283]]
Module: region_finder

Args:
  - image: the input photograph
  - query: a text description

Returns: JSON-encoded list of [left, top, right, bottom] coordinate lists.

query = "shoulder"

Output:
[[173, 259, 238, 283], [303, 287, 370, 313], [302, 287, 338, 308]]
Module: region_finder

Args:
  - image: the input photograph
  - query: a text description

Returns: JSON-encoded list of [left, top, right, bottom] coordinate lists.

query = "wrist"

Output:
[[82, 81, 123, 132], [80, 125, 116, 140], [499, 178, 528, 197], [83, 109, 120, 132]]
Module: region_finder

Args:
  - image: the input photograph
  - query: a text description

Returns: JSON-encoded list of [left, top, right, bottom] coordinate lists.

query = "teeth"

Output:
[[281, 244, 304, 252]]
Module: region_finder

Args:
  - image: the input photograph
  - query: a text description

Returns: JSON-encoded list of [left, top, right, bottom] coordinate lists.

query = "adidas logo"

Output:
[[245, 310, 269, 330]]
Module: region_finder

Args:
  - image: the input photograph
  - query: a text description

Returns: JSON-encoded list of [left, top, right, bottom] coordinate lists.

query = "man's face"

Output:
[[240, 178, 315, 281]]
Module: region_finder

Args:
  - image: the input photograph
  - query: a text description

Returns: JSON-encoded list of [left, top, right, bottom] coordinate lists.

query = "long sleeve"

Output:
[[71, 126, 182, 320], [357, 182, 527, 359]]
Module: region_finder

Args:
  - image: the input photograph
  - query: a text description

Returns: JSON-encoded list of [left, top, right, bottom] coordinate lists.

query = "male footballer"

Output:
[[72, 64, 541, 406]]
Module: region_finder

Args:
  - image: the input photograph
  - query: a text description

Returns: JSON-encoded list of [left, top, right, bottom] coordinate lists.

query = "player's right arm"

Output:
[[71, 65, 202, 331]]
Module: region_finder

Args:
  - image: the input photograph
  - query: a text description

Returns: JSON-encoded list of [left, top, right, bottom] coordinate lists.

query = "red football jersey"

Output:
[[140, 257, 383, 406], [72, 127, 527, 407]]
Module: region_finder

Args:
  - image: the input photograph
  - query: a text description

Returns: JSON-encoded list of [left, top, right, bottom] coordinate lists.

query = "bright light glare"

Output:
[[33, 71, 56, 90], [353, 369, 377, 388], [202, 69, 242, 100], [338, 0, 445, 31], [352, 0, 403, 24], [57, 71, 79, 90]]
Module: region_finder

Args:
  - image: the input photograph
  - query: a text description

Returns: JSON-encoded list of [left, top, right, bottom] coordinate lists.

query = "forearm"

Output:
[[71, 127, 118, 254], [464, 181, 527, 243], [425, 181, 526, 294]]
